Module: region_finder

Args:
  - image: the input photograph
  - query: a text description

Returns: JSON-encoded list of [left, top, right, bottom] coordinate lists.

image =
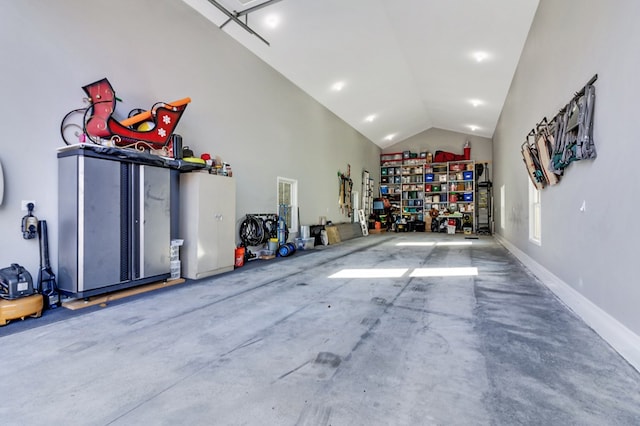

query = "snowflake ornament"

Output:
[[162, 115, 171, 125], [157, 128, 167, 138]]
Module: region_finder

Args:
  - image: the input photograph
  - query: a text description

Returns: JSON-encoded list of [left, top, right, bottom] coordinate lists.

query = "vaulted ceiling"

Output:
[[183, 0, 540, 148]]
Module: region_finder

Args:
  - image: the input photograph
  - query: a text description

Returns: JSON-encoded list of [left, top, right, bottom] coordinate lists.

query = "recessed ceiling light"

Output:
[[469, 99, 484, 107], [384, 134, 395, 141], [365, 114, 376, 123], [472, 51, 489, 62], [331, 81, 345, 91], [264, 14, 279, 29], [469, 125, 479, 132]]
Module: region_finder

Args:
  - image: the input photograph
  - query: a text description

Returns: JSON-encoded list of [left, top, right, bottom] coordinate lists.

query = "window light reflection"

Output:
[[329, 269, 408, 279], [410, 267, 478, 277], [396, 242, 436, 247], [436, 242, 473, 246]]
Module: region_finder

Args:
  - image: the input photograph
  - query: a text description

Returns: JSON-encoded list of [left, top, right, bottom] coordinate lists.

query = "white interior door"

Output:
[[277, 177, 298, 234]]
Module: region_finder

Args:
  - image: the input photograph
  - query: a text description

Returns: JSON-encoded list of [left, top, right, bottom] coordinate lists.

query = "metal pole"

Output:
[[206, 0, 270, 45]]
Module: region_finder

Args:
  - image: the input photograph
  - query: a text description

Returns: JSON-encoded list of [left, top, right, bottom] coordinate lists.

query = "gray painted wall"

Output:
[[493, 0, 640, 335], [0, 0, 380, 278]]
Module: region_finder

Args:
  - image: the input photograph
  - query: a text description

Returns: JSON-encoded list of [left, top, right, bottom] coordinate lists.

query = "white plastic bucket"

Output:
[[300, 225, 310, 239]]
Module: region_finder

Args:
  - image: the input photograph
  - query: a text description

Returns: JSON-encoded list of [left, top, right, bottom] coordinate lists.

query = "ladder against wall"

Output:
[[362, 170, 373, 218], [358, 209, 369, 236]]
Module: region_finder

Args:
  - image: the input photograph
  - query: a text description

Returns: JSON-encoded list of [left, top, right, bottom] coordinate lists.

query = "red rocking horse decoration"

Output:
[[61, 78, 191, 153]]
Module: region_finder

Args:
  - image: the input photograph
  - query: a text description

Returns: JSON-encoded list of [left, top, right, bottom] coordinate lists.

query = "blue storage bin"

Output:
[[463, 192, 473, 201], [463, 171, 473, 180], [425, 173, 434, 182]]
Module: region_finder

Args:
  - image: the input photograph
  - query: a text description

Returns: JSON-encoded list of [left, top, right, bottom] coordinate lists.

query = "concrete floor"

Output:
[[1, 233, 639, 425]]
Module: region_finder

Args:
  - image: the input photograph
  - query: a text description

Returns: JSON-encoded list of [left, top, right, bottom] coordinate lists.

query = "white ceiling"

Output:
[[182, 0, 539, 148]]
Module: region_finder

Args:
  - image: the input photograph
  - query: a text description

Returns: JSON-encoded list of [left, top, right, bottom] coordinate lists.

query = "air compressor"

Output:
[[0, 264, 34, 299], [0, 264, 43, 326]]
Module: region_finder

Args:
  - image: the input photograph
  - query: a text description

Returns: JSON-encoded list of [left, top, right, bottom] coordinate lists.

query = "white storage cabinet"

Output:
[[179, 172, 236, 279]]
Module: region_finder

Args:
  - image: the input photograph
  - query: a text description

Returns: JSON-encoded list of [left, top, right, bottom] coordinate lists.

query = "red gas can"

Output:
[[234, 247, 245, 268]]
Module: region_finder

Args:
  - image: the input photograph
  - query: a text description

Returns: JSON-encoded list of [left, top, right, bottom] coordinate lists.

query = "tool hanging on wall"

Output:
[[21, 203, 38, 239], [521, 121, 559, 190], [521, 138, 546, 190], [550, 80, 597, 172], [533, 118, 559, 186], [337, 164, 353, 217], [523, 74, 598, 187]]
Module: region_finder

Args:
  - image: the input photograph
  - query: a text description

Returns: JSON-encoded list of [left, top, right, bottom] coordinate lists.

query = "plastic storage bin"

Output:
[[170, 260, 181, 279], [295, 237, 315, 250]]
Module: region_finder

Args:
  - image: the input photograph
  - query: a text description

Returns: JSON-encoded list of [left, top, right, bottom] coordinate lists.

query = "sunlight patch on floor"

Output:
[[396, 242, 436, 247], [410, 267, 478, 277], [328, 269, 409, 278], [329, 266, 479, 279], [395, 241, 473, 247]]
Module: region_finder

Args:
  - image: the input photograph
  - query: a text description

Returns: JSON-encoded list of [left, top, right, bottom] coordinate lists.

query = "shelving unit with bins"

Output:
[[381, 153, 477, 233], [424, 162, 449, 211], [446, 161, 475, 215], [423, 160, 476, 232], [379, 153, 403, 213], [401, 158, 425, 220]]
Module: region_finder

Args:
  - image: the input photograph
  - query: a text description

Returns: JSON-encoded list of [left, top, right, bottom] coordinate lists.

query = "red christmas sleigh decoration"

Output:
[[61, 78, 190, 151]]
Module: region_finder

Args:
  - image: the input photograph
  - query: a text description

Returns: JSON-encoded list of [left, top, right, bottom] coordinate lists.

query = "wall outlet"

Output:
[[21, 200, 36, 211]]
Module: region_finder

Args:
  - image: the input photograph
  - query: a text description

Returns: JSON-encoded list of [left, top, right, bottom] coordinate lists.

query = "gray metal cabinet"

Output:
[[57, 149, 172, 298], [179, 172, 236, 280]]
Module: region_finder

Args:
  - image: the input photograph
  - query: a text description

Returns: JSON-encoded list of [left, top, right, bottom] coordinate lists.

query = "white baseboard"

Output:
[[494, 234, 640, 373]]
